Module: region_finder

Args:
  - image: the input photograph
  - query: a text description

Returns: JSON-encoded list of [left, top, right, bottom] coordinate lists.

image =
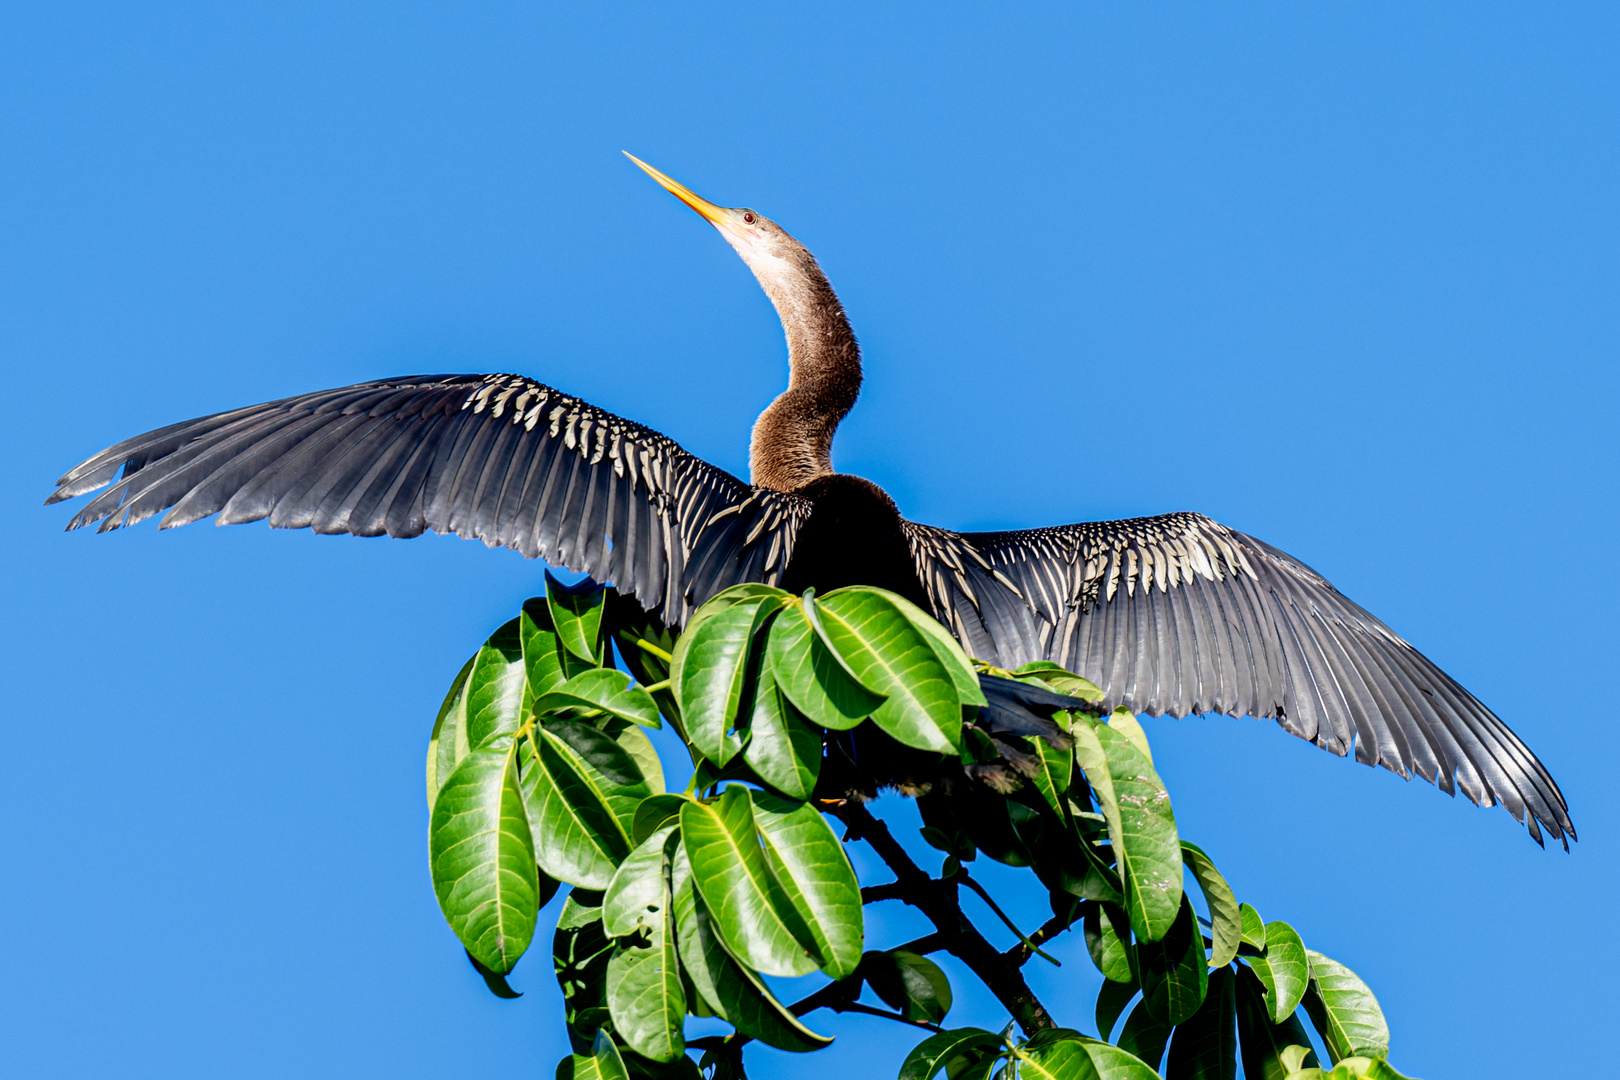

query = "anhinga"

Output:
[[47, 154, 1572, 846]]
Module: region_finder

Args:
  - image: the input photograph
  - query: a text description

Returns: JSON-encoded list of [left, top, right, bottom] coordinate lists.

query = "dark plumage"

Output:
[[46, 155, 1573, 846]]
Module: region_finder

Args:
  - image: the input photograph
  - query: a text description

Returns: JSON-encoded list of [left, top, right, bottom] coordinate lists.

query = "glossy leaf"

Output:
[[427, 654, 476, 808], [632, 794, 687, 845], [1139, 895, 1209, 1025], [1078, 1040, 1165, 1080], [1116, 1002, 1171, 1072], [1166, 965, 1237, 1080], [547, 717, 656, 836], [1012, 661, 1105, 702], [749, 791, 863, 977], [1301, 949, 1390, 1062], [881, 590, 987, 707], [1181, 842, 1241, 969], [1240, 904, 1267, 952], [898, 1029, 1005, 1080], [680, 788, 816, 977], [863, 950, 952, 1024], [740, 661, 822, 798], [1095, 976, 1139, 1040], [1236, 966, 1317, 1080], [535, 668, 661, 729], [1072, 719, 1182, 942], [602, 717, 664, 803], [429, 736, 540, 973], [521, 598, 569, 699], [676, 596, 780, 765], [1106, 707, 1154, 765], [546, 570, 607, 663], [1250, 921, 1309, 1024], [464, 617, 528, 749], [606, 872, 685, 1062], [1026, 735, 1073, 823], [767, 599, 885, 730], [1020, 1038, 1103, 1080], [553, 892, 612, 1053], [1084, 902, 1134, 984], [670, 847, 833, 1052], [521, 726, 633, 889], [556, 1028, 633, 1080], [465, 949, 523, 998], [813, 587, 963, 753], [602, 824, 678, 938]]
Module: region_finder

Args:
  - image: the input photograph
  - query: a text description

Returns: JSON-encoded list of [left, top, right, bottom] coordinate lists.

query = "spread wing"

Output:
[[48, 374, 808, 625], [904, 511, 1572, 846]]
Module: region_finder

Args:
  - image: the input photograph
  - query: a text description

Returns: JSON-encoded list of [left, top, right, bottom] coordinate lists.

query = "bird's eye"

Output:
[[742, 212, 756, 224]]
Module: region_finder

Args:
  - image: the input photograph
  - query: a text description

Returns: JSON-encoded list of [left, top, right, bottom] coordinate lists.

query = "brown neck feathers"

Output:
[[747, 248, 862, 492]]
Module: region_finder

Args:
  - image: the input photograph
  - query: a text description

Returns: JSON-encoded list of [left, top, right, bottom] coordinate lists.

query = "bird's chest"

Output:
[[778, 476, 928, 609]]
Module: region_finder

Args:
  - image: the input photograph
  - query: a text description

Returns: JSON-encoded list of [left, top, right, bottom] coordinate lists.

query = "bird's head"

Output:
[[624, 152, 817, 293]]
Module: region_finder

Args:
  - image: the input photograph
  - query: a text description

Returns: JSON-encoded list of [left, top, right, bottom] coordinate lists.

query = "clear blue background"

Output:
[[3, 4, 1614, 1077]]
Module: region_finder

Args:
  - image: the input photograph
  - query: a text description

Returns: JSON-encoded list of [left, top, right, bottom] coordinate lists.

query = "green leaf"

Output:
[[1019, 1038, 1103, 1080], [521, 725, 634, 889], [739, 660, 822, 798], [880, 590, 987, 707], [606, 872, 685, 1062], [427, 654, 476, 809], [863, 950, 953, 1024], [1240, 904, 1266, 952], [679, 788, 816, 977], [898, 1029, 1005, 1080], [602, 717, 664, 803], [1071, 719, 1183, 942], [1083, 902, 1133, 984], [1249, 921, 1309, 1024], [1074, 1040, 1164, 1080], [1106, 707, 1154, 765], [1139, 895, 1209, 1025], [767, 599, 886, 730], [1025, 736, 1073, 823], [522, 598, 570, 699], [675, 596, 781, 765], [1166, 965, 1237, 1080], [547, 570, 608, 664], [547, 717, 656, 836], [632, 794, 687, 846], [602, 824, 679, 939], [749, 791, 863, 977], [555, 1028, 633, 1080], [1094, 976, 1139, 1040], [669, 846, 834, 1052], [1181, 842, 1241, 969], [429, 735, 540, 973], [553, 892, 612, 1053], [1236, 965, 1317, 1080], [464, 617, 528, 749], [1116, 1002, 1171, 1072], [813, 588, 964, 753], [535, 668, 661, 729], [1301, 949, 1390, 1062], [466, 948, 523, 998], [1012, 661, 1105, 703]]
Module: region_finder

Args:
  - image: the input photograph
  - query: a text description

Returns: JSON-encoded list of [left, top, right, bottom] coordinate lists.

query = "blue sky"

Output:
[[3, 4, 1615, 1077]]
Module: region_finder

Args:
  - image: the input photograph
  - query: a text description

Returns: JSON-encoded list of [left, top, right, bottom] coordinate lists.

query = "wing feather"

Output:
[[49, 374, 808, 626], [904, 511, 1572, 845]]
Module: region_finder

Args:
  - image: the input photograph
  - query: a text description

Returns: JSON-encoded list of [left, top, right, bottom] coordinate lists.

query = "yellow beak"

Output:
[[624, 152, 732, 230]]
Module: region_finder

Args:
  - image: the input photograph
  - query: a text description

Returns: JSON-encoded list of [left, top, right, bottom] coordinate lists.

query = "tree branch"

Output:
[[861, 881, 910, 905], [828, 801, 1056, 1036], [1004, 906, 1084, 969]]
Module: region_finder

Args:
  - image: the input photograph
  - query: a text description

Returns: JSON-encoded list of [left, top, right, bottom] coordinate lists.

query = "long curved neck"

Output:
[[746, 250, 861, 493]]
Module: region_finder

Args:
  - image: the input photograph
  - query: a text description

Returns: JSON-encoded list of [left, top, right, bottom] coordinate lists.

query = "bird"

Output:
[[47, 153, 1572, 846]]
